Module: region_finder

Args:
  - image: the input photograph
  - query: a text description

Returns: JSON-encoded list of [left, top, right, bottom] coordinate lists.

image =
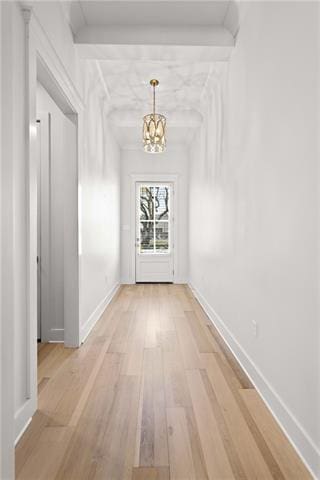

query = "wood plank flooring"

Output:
[[16, 284, 311, 480]]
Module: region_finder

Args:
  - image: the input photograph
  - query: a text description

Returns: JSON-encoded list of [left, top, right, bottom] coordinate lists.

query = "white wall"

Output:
[[1, 3, 15, 478], [0, 2, 2, 473], [8, 0, 29, 441], [26, 1, 84, 96], [121, 147, 189, 284], [2, 2, 83, 451], [189, 2, 319, 476], [0, 3, 121, 475], [79, 61, 121, 341]]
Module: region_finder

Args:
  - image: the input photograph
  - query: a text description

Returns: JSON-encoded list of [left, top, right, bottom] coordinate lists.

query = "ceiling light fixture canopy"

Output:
[[143, 79, 166, 153]]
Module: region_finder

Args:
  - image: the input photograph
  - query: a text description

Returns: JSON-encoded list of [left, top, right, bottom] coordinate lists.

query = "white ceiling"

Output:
[[63, 0, 239, 38], [79, 1, 230, 27], [61, 1, 238, 149], [64, 1, 237, 33], [96, 57, 225, 149], [98, 60, 214, 114]]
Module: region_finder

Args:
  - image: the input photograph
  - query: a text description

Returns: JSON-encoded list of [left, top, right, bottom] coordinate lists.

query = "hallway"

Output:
[[16, 284, 310, 480], [1, 1, 320, 477]]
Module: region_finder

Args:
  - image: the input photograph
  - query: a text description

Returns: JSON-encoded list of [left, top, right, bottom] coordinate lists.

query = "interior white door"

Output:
[[36, 121, 41, 340], [136, 182, 174, 283], [36, 113, 51, 342], [36, 99, 78, 345]]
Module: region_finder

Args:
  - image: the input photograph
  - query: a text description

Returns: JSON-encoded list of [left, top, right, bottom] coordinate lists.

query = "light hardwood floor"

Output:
[[16, 284, 311, 480]]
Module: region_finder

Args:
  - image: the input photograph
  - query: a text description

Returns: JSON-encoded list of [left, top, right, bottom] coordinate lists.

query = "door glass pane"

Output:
[[138, 184, 171, 255], [140, 186, 154, 220], [140, 221, 154, 253], [155, 186, 169, 220], [156, 222, 169, 252]]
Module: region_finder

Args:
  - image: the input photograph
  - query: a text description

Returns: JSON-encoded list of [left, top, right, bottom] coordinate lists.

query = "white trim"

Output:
[[0, 0, 2, 468], [17, 7, 38, 452], [130, 174, 179, 284], [14, 417, 31, 446], [14, 397, 35, 442], [135, 182, 173, 283], [37, 112, 51, 343], [17, 5, 83, 445], [48, 328, 64, 343], [75, 28, 234, 51], [77, 44, 233, 63], [172, 278, 189, 285], [29, 9, 84, 113], [189, 282, 320, 480], [80, 283, 120, 343], [1, 5, 16, 477]]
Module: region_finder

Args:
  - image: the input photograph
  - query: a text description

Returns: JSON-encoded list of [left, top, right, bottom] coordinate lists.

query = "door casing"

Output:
[[17, 7, 82, 450], [135, 181, 174, 283], [130, 174, 179, 284]]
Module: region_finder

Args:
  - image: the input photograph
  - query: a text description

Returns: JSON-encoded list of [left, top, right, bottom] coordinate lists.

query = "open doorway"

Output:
[[11, 13, 83, 458], [35, 70, 79, 347]]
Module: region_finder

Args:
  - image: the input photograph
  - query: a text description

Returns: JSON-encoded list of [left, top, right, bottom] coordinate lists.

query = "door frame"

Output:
[[135, 181, 174, 283], [130, 173, 179, 284], [16, 6, 83, 445]]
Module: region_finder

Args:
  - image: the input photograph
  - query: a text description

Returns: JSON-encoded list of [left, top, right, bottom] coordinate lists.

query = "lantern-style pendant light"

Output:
[[143, 79, 166, 153]]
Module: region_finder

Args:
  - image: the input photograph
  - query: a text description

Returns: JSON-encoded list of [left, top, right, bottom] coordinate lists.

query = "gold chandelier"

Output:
[[143, 79, 166, 153]]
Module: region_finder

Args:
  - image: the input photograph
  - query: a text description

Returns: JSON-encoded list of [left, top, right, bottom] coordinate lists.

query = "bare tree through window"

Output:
[[139, 185, 170, 253]]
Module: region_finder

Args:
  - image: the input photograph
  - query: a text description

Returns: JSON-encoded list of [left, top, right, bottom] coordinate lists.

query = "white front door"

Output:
[[136, 182, 174, 283]]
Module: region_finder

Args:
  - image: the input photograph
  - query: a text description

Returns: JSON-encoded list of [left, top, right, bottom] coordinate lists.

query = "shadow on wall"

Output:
[[224, 0, 240, 39]]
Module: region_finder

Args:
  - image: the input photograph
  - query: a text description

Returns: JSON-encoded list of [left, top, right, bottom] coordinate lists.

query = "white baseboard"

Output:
[[174, 278, 188, 284], [15, 417, 31, 446], [14, 396, 36, 444], [189, 282, 320, 480], [48, 328, 64, 342], [121, 276, 134, 285], [120, 278, 188, 285], [80, 283, 120, 343]]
